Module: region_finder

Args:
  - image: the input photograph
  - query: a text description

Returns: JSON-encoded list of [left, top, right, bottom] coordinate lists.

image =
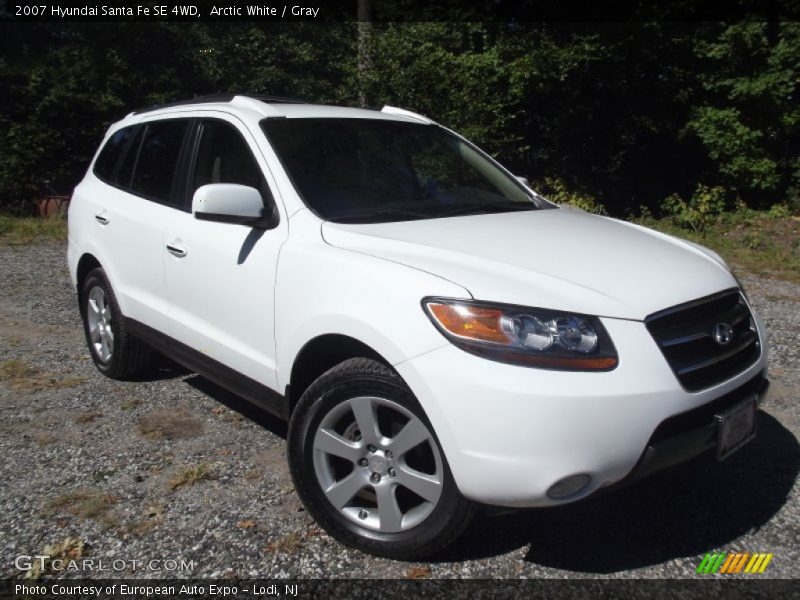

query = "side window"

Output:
[[116, 126, 144, 189], [93, 126, 134, 182], [191, 120, 267, 199], [129, 120, 188, 205]]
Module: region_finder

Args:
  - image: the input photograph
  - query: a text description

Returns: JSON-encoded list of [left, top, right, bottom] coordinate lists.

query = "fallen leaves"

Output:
[[236, 519, 256, 529], [264, 531, 304, 555], [23, 537, 86, 579], [406, 565, 432, 579]]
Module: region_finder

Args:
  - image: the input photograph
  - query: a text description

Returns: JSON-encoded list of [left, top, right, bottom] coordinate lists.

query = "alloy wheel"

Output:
[[86, 285, 114, 362], [312, 395, 444, 533]]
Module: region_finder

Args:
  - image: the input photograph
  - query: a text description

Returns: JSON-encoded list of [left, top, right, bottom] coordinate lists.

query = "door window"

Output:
[[191, 120, 267, 199], [129, 120, 188, 205]]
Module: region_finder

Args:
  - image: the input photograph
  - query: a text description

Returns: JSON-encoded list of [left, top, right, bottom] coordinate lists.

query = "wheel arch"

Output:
[[76, 253, 102, 292], [287, 334, 391, 416]]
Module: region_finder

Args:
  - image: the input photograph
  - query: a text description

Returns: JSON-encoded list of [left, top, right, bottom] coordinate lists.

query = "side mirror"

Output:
[[192, 184, 278, 229], [515, 175, 531, 187]]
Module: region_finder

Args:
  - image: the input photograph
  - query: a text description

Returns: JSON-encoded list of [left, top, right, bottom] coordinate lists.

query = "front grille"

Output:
[[646, 289, 761, 392]]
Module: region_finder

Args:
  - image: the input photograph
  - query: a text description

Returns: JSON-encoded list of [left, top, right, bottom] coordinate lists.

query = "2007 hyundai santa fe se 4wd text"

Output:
[[68, 95, 770, 559]]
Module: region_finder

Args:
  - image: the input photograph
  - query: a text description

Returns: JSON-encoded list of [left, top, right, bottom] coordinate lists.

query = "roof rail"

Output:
[[380, 105, 434, 124], [132, 93, 307, 115]]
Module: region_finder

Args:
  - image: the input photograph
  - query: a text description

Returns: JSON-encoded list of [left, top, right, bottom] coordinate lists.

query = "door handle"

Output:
[[166, 243, 187, 258], [94, 214, 110, 225]]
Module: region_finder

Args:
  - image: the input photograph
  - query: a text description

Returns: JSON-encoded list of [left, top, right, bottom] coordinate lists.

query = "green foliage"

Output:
[[537, 177, 607, 214], [0, 22, 797, 215], [767, 203, 792, 219], [660, 184, 728, 232], [0, 214, 67, 245], [687, 23, 800, 204]]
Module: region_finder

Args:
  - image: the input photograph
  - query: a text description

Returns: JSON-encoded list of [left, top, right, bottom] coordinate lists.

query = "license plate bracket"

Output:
[[716, 395, 757, 460]]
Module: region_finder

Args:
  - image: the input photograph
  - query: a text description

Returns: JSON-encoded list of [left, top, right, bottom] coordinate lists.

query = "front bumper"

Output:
[[604, 371, 768, 491], [395, 313, 769, 507]]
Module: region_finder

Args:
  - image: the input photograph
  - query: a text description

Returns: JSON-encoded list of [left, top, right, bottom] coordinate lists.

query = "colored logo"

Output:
[[697, 552, 773, 574]]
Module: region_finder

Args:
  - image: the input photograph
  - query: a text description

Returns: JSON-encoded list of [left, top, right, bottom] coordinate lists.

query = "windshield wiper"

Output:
[[326, 207, 433, 224], [435, 200, 535, 218]]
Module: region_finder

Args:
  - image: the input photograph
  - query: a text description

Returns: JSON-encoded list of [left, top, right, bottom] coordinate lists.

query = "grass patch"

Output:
[[633, 213, 800, 282], [74, 411, 103, 424], [47, 490, 117, 529], [0, 358, 39, 380], [137, 408, 203, 440], [169, 463, 214, 491], [121, 397, 142, 411], [0, 214, 67, 245], [0, 358, 87, 392], [33, 432, 58, 447]]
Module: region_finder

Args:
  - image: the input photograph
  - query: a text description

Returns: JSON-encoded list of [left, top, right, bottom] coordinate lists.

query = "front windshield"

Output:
[[261, 118, 548, 223]]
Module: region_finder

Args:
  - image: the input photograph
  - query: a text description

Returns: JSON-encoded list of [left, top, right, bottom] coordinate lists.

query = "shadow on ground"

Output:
[[125, 354, 192, 382], [435, 410, 799, 573], [155, 366, 799, 574], [184, 374, 288, 439]]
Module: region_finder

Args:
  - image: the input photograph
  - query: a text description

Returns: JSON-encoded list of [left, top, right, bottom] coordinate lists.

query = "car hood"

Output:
[[320, 208, 737, 320]]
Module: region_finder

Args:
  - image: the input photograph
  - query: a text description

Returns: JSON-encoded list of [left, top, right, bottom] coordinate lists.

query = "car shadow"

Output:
[[183, 374, 288, 439], [433, 410, 799, 572], [124, 353, 192, 382]]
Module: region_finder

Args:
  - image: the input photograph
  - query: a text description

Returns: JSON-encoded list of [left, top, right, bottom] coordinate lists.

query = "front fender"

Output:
[[274, 215, 470, 391]]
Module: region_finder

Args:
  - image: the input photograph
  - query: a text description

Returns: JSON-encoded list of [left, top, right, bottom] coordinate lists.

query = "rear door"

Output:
[[162, 114, 287, 391], [89, 118, 191, 333]]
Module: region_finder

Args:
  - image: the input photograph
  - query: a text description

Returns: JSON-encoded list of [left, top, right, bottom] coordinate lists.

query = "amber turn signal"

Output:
[[427, 302, 510, 344]]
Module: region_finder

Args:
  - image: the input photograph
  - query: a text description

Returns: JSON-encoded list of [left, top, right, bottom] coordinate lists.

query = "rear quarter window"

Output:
[[93, 126, 135, 182]]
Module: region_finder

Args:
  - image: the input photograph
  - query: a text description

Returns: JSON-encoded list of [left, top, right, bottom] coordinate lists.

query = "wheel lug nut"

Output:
[[358, 458, 368, 467], [358, 509, 368, 520], [388, 468, 396, 477], [367, 445, 376, 453], [370, 473, 381, 483]]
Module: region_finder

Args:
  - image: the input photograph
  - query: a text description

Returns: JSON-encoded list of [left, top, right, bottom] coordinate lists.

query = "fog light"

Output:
[[546, 474, 591, 499]]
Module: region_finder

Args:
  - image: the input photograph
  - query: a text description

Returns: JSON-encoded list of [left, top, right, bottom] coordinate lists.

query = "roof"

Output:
[[125, 94, 433, 124]]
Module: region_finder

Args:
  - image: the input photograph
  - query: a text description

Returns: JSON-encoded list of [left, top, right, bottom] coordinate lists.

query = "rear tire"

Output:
[[80, 267, 150, 379], [288, 357, 475, 559]]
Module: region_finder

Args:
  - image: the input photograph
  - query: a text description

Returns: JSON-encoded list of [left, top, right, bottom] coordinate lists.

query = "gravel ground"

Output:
[[0, 241, 797, 579]]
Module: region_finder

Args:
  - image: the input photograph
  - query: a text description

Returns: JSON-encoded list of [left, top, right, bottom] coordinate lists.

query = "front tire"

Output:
[[80, 267, 150, 379], [288, 358, 475, 559]]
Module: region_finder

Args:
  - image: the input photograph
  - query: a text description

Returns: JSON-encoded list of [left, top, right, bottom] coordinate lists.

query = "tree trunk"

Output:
[[357, 0, 373, 108]]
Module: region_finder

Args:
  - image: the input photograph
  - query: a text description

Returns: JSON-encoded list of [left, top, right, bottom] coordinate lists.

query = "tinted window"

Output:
[[94, 127, 134, 182], [116, 126, 144, 189], [262, 118, 540, 223], [192, 120, 265, 195], [129, 120, 188, 204]]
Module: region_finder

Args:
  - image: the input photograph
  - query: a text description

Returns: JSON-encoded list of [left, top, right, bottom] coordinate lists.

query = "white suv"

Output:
[[68, 95, 769, 559]]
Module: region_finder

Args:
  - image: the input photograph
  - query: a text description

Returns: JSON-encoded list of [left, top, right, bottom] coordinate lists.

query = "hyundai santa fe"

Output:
[[68, 94, 769, 559]]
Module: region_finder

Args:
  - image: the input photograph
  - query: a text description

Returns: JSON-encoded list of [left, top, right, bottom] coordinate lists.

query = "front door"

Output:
[[163, 116, 287, 391]]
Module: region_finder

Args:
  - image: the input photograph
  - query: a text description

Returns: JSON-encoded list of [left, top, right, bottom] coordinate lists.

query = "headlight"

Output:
[[422, 298, 618, 371]]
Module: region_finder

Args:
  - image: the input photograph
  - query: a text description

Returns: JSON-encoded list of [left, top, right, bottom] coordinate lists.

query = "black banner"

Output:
[[2, 579, 799, 600], [2, 0, 800, 23]]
